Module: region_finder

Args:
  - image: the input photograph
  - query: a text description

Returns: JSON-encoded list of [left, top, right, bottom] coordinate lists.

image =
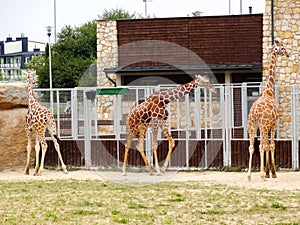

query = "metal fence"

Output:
[[36, 84, 300, 170]]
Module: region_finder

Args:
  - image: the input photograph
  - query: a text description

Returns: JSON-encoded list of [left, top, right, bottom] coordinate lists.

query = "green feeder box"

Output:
[[97, 87, 128, 95], [86, 90, 96, 100]]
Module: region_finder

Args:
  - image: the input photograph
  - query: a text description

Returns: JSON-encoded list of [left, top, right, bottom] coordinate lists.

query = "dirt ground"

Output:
[[0, 168, 299, 190]]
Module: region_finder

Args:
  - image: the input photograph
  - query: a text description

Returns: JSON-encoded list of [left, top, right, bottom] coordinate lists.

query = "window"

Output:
[[25, 57, 30, 63]]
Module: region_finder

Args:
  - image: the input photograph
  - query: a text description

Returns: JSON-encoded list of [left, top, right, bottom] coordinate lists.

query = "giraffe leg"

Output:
[[24, 135, 32, 175], [259, 144, 265, 181], [265, 149, 270, 178], [152, 128, 162, 175], [260, 130, 268, 181], [52, 135, 68, 174], [123, 132, 134, 176], [247, 135, 255, 182], [161, 121, 175, 173], [270, 131, 277, 178], [35, 135, 47, 176], [34, 137, 40, 175], [136, 136, 153, 175]]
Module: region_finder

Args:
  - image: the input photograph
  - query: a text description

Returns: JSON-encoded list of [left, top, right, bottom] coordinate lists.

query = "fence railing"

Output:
[[36, 84, 300, 170]]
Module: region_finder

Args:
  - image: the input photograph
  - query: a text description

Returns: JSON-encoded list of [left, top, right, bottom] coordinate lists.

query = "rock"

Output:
[[0, 83, 28, 110], [0, 83, 33, 170]]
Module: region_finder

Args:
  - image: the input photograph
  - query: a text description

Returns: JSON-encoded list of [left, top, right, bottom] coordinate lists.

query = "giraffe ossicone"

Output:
[[24, 71, 68, 176], [247, 39, 289, 182], [123, 74, 216, 176]]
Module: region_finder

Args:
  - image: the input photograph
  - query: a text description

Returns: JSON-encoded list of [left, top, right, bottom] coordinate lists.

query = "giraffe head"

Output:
[[195, 74, 217, 93], [27, 71, 38, 85], [271, 40, 289, 57]]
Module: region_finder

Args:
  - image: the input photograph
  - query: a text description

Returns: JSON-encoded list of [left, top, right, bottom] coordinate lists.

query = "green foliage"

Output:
[[25, 54, 45, 70], [100, 8, 137, 20], [37, 21, 97, 88]]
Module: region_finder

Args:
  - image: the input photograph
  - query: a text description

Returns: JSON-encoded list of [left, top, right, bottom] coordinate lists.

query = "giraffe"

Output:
[[123, 74, 216, 176], [247, 40, 289, 181], [24, 71, 68, 175]]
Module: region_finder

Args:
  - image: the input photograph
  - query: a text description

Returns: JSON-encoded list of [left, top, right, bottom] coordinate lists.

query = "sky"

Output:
[[0, 0, 265, 44]]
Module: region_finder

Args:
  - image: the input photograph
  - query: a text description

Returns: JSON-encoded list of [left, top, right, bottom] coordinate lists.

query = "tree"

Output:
[[37, 21, 97, 88], [99, 8, 137, 20], [25, 54, 45, 70]]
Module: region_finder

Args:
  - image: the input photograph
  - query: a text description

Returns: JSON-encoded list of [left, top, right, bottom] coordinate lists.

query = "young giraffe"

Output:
[[123, 74, 216, 175], [24, 71, 68, 175], [247, 40, 289, 181]]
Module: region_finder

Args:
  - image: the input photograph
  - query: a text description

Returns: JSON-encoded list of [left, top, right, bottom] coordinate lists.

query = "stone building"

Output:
[[263, 0, 300, 138], [96, 14, 263, 133], [96, 0, 299, 137]]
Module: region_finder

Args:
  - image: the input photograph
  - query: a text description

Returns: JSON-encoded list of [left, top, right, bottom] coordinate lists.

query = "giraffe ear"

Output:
[[195, 74, 209, 82], [267, 45, 273, 52], [22, 70, 28, 76], [275, 40, 279, 44]]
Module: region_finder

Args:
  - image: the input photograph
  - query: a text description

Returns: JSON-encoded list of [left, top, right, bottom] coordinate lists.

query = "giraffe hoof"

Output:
[[247, 176, 251, 182], [156, 172, 163, 176], [272, 174, 277, 178], [265, 174, 270, 178]]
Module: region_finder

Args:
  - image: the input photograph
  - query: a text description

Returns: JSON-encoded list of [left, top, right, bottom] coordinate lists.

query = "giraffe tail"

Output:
[[53, 134, 61, 144]]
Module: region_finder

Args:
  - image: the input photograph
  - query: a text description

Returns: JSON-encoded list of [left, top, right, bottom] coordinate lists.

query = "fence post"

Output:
[[71, 89, 78, 139], [224, 85, 232, 167], [114, 95, 121, 139], [291, 85, 299, 169], [84, 89, 92, 168], [241, 83, 248, 139], [185, 93, 190, 169]]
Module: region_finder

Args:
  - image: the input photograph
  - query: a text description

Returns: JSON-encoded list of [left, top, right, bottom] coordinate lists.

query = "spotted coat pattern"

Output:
[[123, 75, 216, 175], [24, 72, 68, 176], [247, 40, 289, 181]]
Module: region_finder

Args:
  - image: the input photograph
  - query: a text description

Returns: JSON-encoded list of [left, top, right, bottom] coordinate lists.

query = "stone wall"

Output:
[[263, 0, 300, 138], [0, 83, 30, 170], [96, 20, 119, 133], [96, 20, 118, 87]]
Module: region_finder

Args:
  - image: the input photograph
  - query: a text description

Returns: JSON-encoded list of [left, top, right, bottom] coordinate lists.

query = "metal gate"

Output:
[[37, 84, 300, 170]]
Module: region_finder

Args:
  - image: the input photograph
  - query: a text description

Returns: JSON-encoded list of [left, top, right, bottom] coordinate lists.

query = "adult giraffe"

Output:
[[123, 74, 216, 176], [247, 40, 289, 181], [24, 71, 68, 175]]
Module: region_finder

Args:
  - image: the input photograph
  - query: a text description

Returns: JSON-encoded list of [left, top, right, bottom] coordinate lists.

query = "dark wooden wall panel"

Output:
[[45, 139, 293, 169], [231, 140, 292, 168], [45, 140, 84, 167], [117, 14, 262, 67]]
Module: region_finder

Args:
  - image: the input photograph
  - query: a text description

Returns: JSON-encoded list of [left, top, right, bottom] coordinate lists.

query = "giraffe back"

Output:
[[26, 103, 57, 136]]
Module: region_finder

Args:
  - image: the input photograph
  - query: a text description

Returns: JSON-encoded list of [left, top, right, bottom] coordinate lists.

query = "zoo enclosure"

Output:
[[36, 84, 300, 170]]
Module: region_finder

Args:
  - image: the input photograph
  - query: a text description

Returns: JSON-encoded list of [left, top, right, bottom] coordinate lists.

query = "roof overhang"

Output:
[[104, 64, 262, 74]]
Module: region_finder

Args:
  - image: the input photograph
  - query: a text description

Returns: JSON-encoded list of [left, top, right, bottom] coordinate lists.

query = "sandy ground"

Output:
[[0, 169, 299, 190]]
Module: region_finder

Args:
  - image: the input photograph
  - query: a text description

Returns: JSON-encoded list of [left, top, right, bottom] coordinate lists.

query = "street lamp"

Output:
[[46, 26, 54, 113], [143, 0, 153, 18]]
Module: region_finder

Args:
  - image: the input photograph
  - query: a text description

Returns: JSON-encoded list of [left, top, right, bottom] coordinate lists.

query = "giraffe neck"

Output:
[[262, 52, 277, 97], [160, 80, 198, 102], [27, 78, 38, 107]]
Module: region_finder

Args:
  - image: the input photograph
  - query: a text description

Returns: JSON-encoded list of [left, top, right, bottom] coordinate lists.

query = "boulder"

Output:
[[0, 83, 31, 170], [0, 83, 28, 110]]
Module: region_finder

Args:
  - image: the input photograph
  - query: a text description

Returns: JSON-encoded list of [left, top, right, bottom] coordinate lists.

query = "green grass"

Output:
[[0, 179, 299, 225]]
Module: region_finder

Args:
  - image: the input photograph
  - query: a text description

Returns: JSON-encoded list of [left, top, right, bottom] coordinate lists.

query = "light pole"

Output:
[[54, 0, 57, 43], [143, 0, 153, 18], [46, 26, 54, 113]]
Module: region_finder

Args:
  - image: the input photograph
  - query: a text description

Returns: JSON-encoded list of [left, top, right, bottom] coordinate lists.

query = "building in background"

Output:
[[0, 34, 45, 82]]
